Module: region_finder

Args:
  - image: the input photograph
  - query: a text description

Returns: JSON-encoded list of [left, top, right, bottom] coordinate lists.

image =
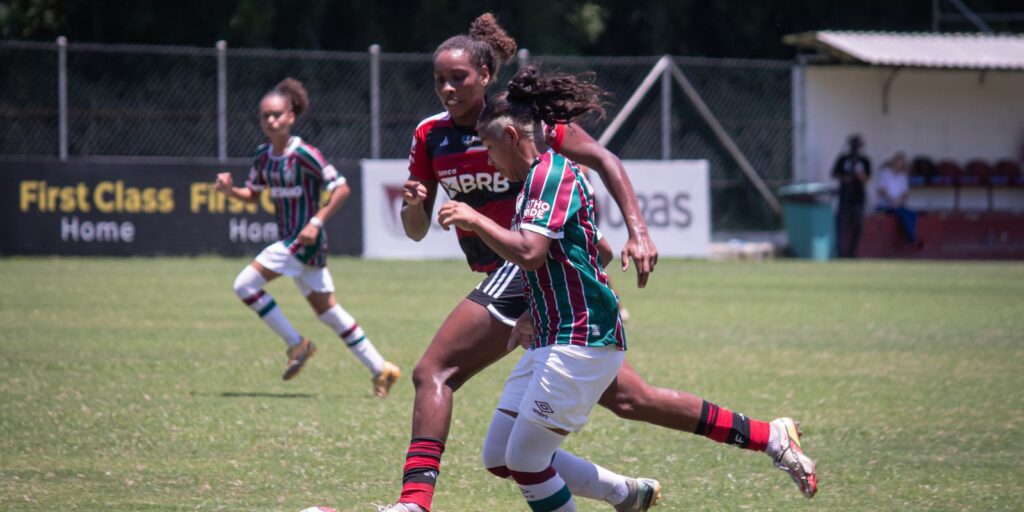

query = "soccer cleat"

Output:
[[282, 338, 316, 381], [376, 503, 425, 512], [372, 361, 401, 398], [614, 477, 662, 512], [769, 417, 818, 498]]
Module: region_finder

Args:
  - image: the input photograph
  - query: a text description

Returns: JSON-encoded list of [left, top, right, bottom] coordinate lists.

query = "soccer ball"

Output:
[[299, 508, 336, 512]]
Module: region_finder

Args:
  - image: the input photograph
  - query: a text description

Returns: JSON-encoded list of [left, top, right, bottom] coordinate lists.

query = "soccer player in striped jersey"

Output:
[[379, 14, 815, 512], [437, 65, 650, 512], [214, 78, 400, 397]]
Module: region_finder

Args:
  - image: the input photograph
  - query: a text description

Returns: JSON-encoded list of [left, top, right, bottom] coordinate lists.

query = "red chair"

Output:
[[960, 160, 990, 186], [933, 160, 960, 186], [990, 160, 1021, 186], [910, 156, 936, 187]]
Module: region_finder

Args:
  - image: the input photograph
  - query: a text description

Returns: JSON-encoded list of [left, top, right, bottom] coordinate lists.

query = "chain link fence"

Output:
[[0, 40, 792, 230]]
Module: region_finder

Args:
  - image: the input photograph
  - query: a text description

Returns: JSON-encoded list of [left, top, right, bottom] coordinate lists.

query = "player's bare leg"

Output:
[[392, 299, 512, 511], [600, 361, 817, 497]]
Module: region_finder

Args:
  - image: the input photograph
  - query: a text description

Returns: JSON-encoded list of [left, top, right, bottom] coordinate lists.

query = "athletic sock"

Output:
[[317, 304, 385, 375], [552, 450, 629, 505], [398, 437, 445, 512], [510, 466, 575, 512], [234, 266, 301, 347], [694, 400, 770, 452], [483, 411, 627, 505]]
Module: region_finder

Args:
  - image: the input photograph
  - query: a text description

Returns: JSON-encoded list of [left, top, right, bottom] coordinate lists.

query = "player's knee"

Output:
[[481, 410, 515, 479], [233, 266, 264, 300], [412, 359, 464, 393]]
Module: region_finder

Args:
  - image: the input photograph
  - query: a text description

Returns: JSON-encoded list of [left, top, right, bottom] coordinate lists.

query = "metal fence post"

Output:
[[57, 36, 68, 161], [216, 40, 227, 162], [661, 57, 671, 160], [369, 44, 381, 159]]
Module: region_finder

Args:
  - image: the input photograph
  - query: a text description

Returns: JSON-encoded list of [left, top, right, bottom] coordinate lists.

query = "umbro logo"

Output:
[[534, 401, 554, 414]]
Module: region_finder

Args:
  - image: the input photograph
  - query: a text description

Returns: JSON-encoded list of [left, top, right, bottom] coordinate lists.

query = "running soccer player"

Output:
[[436, 66, 640, 512], [379, 14, 816, 512], [214, 78, 401, 397]]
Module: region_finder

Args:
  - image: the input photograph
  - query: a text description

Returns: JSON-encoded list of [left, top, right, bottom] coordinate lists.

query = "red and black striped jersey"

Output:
[[408, 111, 566, 273]]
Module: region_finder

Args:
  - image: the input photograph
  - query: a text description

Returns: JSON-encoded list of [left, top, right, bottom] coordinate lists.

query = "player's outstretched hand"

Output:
[[621, 231, 659, 289], [214, 172, 234, 193], [507, 314, 536, 351], [403, 178, 428, 206], [437, 201, 478, 231]]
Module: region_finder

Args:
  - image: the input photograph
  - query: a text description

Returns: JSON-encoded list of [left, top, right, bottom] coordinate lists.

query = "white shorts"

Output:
[[254, 241, 335, 295], [496, 344, 625, 433]]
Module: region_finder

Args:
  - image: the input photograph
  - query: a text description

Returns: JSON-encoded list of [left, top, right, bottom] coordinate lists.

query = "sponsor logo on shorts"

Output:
[[533, 401, 555, 418]]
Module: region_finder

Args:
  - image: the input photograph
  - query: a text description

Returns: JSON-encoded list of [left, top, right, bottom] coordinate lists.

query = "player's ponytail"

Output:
[[480, 66, 607, 131], [270, 77, 309, 117], [436, 12, 517, 79]]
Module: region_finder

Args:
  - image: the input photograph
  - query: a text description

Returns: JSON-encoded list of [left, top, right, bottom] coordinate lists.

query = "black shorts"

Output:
[[466, 260, 527, 326]]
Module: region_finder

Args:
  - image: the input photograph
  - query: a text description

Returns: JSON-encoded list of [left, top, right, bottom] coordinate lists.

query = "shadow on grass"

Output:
[[190, 391, 318, 399]]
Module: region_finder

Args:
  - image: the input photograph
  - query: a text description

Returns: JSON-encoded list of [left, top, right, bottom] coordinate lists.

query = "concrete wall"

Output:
[[795, 66, 1024, 186]]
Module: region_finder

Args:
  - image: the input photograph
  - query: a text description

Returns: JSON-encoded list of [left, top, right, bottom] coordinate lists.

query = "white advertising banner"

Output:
[[588, 160, 710, 258], [360, 159, 710, 260]]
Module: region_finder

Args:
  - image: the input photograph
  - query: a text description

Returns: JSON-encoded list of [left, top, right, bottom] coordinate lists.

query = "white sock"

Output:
[[482, 410, 628, 505], [234, 266, 301, 347], [317, 304, 384, 375], [552, 449, 629, 505], [506, 418, 575, 511], [766, 420, 783, 459]]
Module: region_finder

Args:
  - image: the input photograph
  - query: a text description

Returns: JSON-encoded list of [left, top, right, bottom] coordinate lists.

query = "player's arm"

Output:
[[555, 123, 657, 288], [401, 175, 438, 241], [296, 181, 350, 246], [214, 173, 260, 203], [437, 201, 549, 270], [598, 236, 614, 269]]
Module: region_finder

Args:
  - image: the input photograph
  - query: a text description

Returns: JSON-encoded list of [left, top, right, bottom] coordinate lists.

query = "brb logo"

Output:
[[438, 171, 509, 198]]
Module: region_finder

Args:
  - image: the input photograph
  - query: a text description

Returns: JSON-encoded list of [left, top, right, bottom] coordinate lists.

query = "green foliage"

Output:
[[3, 0, 1021, 57], [1, 257, 1023, 510]]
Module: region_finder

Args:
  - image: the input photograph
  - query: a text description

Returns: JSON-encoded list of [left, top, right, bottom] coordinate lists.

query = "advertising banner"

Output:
[[0, 160, 363, 256], [360, 159, 709, 260]]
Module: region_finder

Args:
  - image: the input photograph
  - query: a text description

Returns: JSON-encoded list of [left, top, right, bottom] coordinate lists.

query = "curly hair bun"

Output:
[[273, 78, 309, 117], [469, 13, 516, 64]]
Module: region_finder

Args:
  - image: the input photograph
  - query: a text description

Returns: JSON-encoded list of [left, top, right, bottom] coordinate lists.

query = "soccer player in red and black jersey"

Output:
[[215, 78, 401, 397], [379, 14, 816, 512]]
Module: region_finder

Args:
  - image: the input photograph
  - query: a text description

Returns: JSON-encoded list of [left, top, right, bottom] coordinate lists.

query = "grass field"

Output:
[[1, 257, 1022, 511]]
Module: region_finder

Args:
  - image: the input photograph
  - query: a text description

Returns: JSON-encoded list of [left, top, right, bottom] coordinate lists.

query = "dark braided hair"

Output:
[[479, 66, 607, 132], [266, 77, 309, 117], [435, 13, 517, 78]]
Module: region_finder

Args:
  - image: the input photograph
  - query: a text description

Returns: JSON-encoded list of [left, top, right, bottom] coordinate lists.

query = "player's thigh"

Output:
[[416, 299, 513, 391]]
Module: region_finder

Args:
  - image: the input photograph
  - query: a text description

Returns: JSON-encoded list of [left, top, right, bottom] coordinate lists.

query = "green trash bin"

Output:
[[777, 183, 837, 261]]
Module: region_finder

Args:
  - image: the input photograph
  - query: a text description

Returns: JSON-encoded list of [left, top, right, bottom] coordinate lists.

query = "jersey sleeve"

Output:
[[519, 154, 581, 239], [543, 123, 567, 153], [408, 125, 435, 182], [296, 144, 346, 191], [245, 149, 267, 192]]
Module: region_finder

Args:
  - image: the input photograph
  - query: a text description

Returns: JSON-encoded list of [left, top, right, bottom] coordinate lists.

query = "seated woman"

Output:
[[876, 152, 922, 247]]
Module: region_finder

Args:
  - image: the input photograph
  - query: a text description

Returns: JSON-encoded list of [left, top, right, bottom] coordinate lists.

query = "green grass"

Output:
[[1, 257, 1022, 511]]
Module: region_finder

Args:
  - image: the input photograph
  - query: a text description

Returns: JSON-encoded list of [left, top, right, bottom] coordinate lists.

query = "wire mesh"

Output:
[[0, 43, 58, 155], [0, 41, 793, 229]]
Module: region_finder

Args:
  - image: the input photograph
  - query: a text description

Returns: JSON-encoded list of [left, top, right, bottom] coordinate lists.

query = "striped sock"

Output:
[[398, 437, 445, 512], [241, 290, 301, 347], [695, 400, 770, 452], [317, 304, 385, 375], [510, 466, 575, 511]]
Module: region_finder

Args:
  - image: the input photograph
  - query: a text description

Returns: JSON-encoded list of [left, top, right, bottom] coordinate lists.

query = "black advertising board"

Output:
[[0, 160, 363, 256]]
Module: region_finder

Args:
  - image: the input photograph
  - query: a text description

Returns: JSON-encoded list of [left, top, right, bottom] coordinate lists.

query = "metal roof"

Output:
[[784, 31, 1024, 70]]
